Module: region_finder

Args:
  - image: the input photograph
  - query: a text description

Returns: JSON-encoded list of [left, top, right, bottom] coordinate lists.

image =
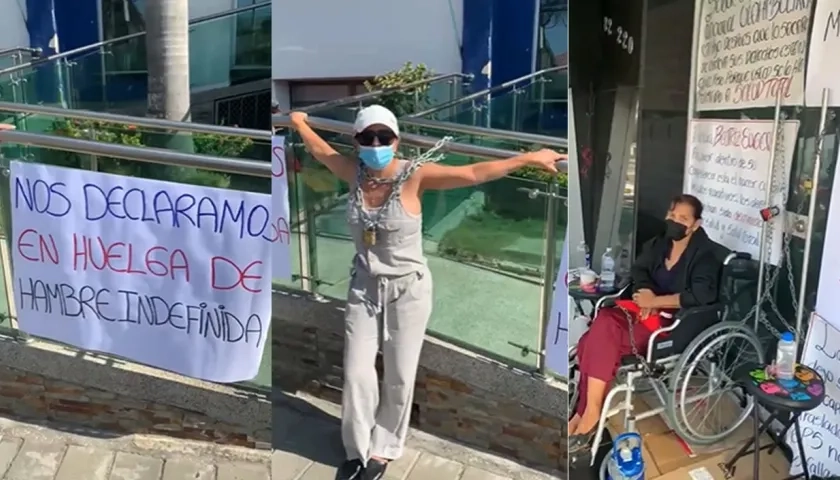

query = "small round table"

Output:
[[568, 281, 622, 318], [722, 363, 825, 480]]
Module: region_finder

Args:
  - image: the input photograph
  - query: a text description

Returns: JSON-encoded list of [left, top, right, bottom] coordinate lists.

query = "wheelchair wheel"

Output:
[[666, 321, 764, 445]]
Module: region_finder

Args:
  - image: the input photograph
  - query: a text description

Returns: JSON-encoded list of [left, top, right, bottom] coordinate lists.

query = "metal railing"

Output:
[[407, 65, 568, 118], [0, 2, 269, 77], [299, 73, 473, 115], [0, 102, 271, 141], [0, 103, 567, 377], [273, 114, 567, 376], [401, 117, 569, 149], [272, 114, 568, 171]]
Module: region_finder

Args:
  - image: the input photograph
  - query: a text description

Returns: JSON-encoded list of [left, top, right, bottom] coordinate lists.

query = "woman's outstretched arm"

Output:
[[290, 112, 356, 182], [417, 149, 565, 191]]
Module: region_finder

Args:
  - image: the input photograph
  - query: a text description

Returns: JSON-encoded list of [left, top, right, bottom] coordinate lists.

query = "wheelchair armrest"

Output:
[[645, 303, 723, 362], [593, 284, 632, 313], [674, 303, 725, 321]]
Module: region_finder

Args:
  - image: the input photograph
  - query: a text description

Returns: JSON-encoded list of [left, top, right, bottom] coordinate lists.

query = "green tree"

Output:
[[363, 63, 433, 117]]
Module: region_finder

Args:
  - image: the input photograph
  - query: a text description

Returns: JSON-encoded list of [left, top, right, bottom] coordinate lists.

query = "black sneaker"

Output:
[[336, 459, 364, 480], [361, 460, 387, 480]]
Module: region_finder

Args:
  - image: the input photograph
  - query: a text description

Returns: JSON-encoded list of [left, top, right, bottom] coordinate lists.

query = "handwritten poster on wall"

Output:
[[9, 162, 272, 383], [805, 0, 840, 105], [545, 231, 570, 375], [815, 147, 840, 330], [785, 313, 840, 478], [684, 119, 798, 265], [271, 136, 292, 280], [694, 0, 810, 111]]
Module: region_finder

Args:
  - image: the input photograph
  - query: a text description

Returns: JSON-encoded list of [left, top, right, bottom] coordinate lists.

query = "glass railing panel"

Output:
[[290, 127, 554, 366], [303, 76, 472, 122], [0, 5, 271, 111]]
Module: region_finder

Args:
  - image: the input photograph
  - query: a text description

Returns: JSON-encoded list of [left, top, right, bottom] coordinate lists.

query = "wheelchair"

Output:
[[568, 243, 765, 465]]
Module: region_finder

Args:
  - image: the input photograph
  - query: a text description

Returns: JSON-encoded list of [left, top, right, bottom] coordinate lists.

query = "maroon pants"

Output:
[[575, 307, 653, 416]]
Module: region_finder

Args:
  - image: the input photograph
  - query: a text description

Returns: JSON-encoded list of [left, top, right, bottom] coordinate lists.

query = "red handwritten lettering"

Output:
[[713, 126, 772, 152], [210, 257, 263, 293], [71, 234, 190, 281], [272, 146, 286, 178], [16, 228, 59, 264], [731, 76, 792, 106], [266, 216, 291, 244]]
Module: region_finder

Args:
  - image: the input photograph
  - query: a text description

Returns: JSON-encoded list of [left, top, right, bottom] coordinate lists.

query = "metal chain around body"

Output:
[[617, 304, 657, 377]]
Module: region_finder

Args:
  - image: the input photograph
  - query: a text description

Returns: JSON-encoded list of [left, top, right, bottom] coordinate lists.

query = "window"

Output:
[[537, 0, 568, 70], [101, 0, 147, 72], [234, 0, 271, 68]]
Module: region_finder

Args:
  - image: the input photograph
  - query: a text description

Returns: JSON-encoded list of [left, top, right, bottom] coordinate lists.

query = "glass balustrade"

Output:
[[283, 127, 566, 369], [414, 69, 568, 139], [303, 75, 472, 123], [0, 4, 270, 111]]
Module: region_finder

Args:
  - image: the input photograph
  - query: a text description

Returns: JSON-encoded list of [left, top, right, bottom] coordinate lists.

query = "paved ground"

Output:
[[273, 392, 561, 480], [0, 391, 561, 480], [0, 417, 271, 479]]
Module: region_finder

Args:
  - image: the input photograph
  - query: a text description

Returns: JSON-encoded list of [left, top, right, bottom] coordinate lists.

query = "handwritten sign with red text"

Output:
[[9, 161, 272, 383], [271, 135, 292, 280], [684, 119, 798, 265], [694, 0, 810, 111]]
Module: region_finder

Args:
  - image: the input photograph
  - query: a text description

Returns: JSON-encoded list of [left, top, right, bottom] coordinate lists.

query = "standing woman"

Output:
[[289, 105, 565, 480]]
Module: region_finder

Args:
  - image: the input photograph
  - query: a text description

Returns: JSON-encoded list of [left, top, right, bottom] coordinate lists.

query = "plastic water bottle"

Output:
[[600, 248, 616, 291], [601, 433, 645, 480], [774, 332, 797, 380], [577, 241, 591, 269]]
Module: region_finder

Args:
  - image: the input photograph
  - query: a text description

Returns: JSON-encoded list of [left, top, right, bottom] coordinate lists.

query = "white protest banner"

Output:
[[684, 119, 798, 265], [785, 313, 840, 477], [805, 0, 840, 106], [271, 135, 292, 280], [545, 231, 570, 375], [693, 0, 810, 111], [10, 162, 272, 383], [816, 146, 840, 331]]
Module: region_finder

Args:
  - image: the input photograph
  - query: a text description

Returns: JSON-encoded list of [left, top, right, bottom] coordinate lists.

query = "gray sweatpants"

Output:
[[341, 266, 433, 464]]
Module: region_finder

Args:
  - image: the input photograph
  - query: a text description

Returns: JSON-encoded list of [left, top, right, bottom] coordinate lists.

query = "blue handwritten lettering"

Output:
[[14, 178, 71, 217], [81, 184, 272, 240]]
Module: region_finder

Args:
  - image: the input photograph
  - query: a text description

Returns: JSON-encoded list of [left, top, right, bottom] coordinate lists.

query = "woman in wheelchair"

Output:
[[569, 194, 721, 452]]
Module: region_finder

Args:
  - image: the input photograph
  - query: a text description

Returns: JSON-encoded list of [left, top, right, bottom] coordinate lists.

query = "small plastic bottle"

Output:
[[600, 248, 616, 291], [774, 332, 797, 380], [577, 241, 591, 269]]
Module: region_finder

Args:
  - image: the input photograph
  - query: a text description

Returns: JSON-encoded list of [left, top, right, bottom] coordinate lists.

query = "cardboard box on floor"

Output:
[[656, 448, 790, 480], [605, 392, 786, 477]]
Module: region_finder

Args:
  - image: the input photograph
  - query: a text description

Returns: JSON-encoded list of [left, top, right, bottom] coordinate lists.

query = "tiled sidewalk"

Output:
[[272, 392, 561, 480]]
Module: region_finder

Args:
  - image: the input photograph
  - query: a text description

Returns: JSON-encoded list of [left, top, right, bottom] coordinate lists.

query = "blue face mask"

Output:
[[358, 146, 394, 170]]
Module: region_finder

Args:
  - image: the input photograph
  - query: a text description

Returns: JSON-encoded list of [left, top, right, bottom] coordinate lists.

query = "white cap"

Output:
[[353, 105, 400, 137]]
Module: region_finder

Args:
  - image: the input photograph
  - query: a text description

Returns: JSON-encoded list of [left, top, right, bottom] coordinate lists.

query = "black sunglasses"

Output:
[[355, 129, 397, 147]]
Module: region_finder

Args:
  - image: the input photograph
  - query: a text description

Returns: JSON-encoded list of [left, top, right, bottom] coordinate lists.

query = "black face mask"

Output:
[[664, 219, 689, 241]]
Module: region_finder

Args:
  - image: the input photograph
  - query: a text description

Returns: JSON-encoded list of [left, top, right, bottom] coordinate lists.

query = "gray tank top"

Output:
[[347, 159, 426, 277]]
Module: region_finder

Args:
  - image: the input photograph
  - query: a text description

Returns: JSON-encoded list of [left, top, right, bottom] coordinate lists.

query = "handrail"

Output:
[[401, 117, 568, 149], [299, 73, 472, 114], [0, 47, 41, 58], [0, 130, 269, 178], [0, 102, 271, 141], [407, 65, 568, 118], [272, 114, 568, 172], [0, 2, 269, 77]]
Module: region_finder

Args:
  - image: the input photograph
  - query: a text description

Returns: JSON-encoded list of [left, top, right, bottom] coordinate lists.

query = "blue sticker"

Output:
[[790, 392, 811, 402], [779, 379, 800, 390]]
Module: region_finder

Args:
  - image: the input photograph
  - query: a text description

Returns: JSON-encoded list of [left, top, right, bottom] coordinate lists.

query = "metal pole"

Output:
[[794, 88, 830, 343], [754, 91, 783, 332], [537, 182, 560, 374]]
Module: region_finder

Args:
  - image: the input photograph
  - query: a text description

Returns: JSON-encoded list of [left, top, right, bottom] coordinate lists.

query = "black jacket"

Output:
[[630, 227, 721, 309]]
